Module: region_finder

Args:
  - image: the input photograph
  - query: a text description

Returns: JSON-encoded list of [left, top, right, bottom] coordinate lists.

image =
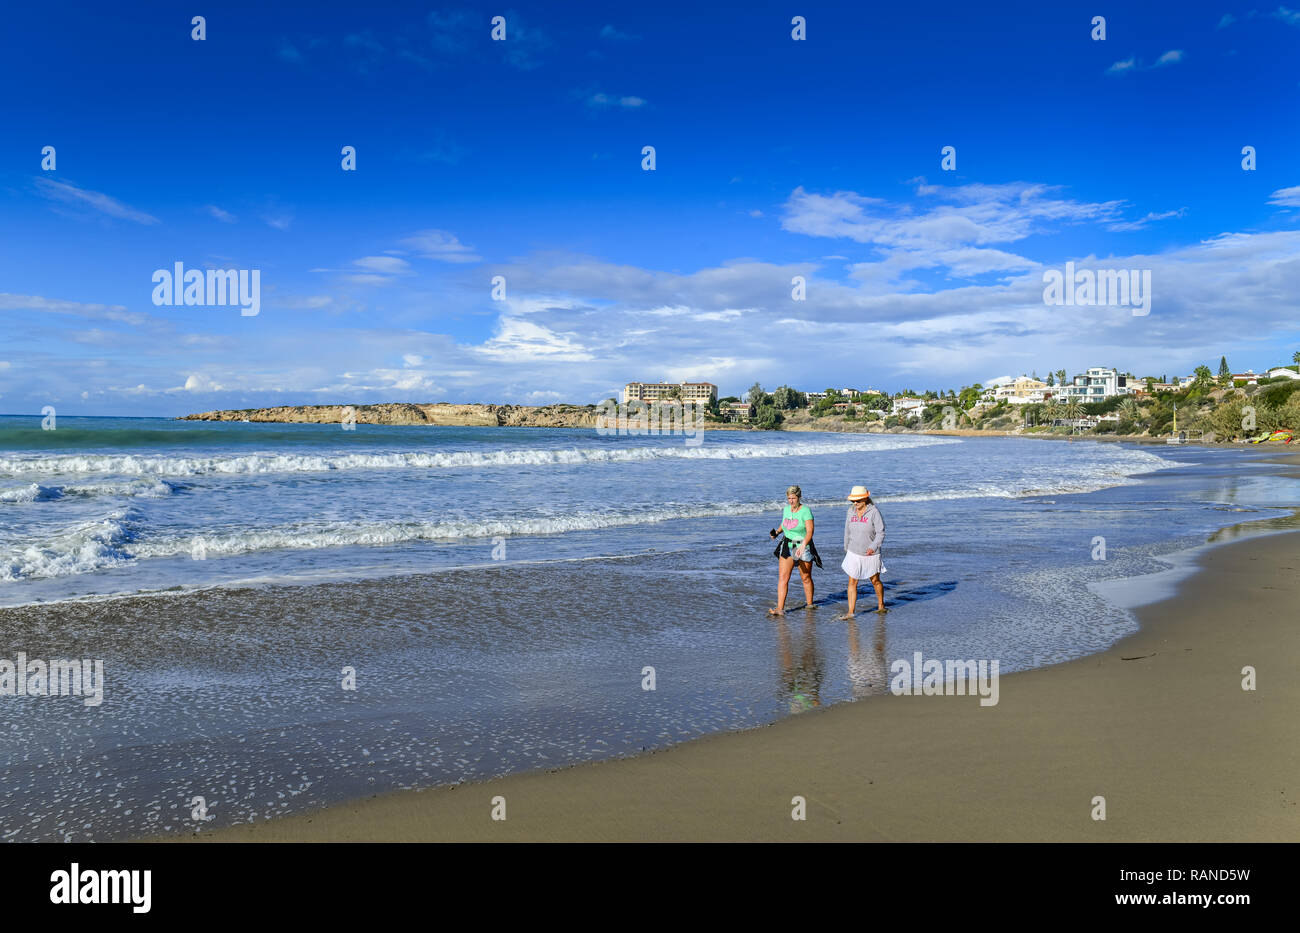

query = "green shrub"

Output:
[[1255, 380, 1300, 408]]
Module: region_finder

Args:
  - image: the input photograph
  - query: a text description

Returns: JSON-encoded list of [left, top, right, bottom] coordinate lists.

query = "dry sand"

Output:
[[177, 488, 1300, 843]]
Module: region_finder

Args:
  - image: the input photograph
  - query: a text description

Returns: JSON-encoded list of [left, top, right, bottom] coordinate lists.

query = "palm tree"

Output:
[[1119, 398, 1141, 423], [1056, 369, 1067, 387], [1063, 398, 1082, 420]]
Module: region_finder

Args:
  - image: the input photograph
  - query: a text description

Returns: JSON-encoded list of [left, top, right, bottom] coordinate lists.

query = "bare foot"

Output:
[[837, 611, 856, 621], [876, 606, 889, 614], [767, 607, 785, 617]]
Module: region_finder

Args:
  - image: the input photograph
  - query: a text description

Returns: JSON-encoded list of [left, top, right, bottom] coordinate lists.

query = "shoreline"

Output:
[[172, 457, 1300, 842]]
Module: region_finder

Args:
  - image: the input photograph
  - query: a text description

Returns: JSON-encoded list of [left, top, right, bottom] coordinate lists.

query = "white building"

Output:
[[891, 397, 928, 418], [1267, 367, 1300, 381], [993, 375, 1053, 405], [1056, 367, 1133, 402]]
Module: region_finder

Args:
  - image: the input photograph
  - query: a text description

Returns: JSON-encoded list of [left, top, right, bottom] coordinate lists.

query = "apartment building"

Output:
[[622, 382, 718, 404], [1055, 367, 1132, 402]]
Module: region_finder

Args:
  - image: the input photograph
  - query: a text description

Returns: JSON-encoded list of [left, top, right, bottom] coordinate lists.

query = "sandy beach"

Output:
[[179, 460, 1300, 843]]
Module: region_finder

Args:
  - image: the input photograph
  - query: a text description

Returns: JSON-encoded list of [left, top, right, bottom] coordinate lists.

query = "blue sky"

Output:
[[2, 1, 1299, 414]]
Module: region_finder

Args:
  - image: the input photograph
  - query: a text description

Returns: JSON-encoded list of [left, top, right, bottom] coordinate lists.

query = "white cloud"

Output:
[[474, 316, 594, 362], [1106, 208, 1187, 232], [352, 256, 412, 274], [206, 205, 237, 223], [0, 292, 147, 325], [34, 178, 159, 224], [1268, 185, 1300, 208], [781, 182, 1120, 284], [399, 229, 481, 263], [1273, 7, 1300, 26], [587, 92, 648, 109], [1108, 50, 1185, 74], [180, 373, 225, 393]]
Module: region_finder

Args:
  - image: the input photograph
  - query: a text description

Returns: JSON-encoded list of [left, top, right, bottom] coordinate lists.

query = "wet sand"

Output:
[[181, 504, 1300, 842]]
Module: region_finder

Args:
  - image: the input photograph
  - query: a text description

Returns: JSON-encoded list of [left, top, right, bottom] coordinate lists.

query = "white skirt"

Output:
[[842, 551, 886, 580]]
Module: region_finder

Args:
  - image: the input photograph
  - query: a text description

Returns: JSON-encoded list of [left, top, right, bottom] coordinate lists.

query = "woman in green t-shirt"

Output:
[[768, 484, 815, 616]]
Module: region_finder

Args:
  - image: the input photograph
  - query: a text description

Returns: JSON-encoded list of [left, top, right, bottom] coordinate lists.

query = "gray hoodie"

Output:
[[843, 503, 884, 555]]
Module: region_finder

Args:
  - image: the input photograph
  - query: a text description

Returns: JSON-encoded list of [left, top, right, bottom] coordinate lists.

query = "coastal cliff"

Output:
[[178, 403, 603, 428]]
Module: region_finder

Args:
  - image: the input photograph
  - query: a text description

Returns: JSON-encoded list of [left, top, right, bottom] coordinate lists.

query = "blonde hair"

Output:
[[786, 485, 802, 500]]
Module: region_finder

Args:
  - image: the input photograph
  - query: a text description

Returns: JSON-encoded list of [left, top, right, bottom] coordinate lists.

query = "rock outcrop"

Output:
[[178, 403, 603, 428]]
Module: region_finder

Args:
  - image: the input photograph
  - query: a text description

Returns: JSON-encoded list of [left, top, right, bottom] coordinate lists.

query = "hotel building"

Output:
[[623, 381, 718, 404]]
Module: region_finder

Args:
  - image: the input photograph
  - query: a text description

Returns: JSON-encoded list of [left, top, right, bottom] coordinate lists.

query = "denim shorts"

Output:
[[782, 541, 813, 561]]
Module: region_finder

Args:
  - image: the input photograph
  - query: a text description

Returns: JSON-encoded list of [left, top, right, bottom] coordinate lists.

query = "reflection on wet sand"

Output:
[[775, 613, 892, 711], [846, 617, 890, 698], [775, 614, 824, 713]]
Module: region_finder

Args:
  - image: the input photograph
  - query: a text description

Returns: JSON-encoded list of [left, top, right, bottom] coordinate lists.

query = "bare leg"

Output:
[[798, 560, 814, 606], [871, 573, 886, 612], [771, 556, 794, 615], [846, 576, 858, 617]]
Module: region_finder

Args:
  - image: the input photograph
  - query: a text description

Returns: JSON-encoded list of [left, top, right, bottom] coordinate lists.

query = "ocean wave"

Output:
[[0, 510, 139, 581], [0, 435, 959, 477], [0, 478, 176, 503]]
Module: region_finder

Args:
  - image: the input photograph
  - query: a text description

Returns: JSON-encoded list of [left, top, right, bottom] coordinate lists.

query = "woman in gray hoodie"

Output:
[[840, 485, 886, 617]]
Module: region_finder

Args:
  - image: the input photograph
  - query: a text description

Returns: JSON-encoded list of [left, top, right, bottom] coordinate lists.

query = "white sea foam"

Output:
[[0, 479, 174, 502], [0, 510, 137, 581], [0, 435, 958, 477]]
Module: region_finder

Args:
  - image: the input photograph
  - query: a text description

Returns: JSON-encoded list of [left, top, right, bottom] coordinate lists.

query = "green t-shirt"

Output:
[[781, 504, 813, 544]]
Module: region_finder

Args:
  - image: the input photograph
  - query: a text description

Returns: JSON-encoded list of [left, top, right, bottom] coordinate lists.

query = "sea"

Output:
[[1, 415, 1297, 840]]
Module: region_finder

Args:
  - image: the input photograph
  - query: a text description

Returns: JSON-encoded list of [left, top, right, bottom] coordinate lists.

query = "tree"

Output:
[[747, 382, 766, 406], [957, 385, 983, 410], [772, 385, 806, 410], [1293, 350, 1300, 368], [1119, 397, 1141, 422], [1046, 373, 1054, 386], [1193, 364, 1213, 387], [665, 384, 683, 401], [754, 404, 784, 430], [1056, 369, 1067, 387], [1064, 398, 1082, 420], [1218, 356, 1231, 387]]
